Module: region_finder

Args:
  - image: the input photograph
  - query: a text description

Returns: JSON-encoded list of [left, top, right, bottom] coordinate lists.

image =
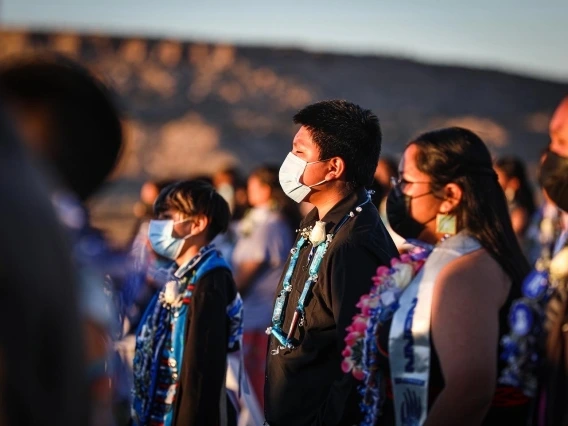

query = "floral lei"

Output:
[[342, 240, 433, 426]]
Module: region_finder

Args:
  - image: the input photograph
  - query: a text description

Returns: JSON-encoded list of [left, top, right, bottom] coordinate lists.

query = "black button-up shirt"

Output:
[[265, 187, 399, 426]]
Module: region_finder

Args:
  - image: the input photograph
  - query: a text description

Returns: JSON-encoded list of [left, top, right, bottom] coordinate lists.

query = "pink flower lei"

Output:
[[341, 241, 433, 425]]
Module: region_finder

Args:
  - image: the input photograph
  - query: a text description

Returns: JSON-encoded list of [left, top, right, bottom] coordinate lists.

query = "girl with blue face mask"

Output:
[[132, 180, 244, 426]]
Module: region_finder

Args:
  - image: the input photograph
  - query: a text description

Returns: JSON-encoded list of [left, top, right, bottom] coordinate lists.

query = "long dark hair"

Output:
[[410, 127, 530, 287], [250, 165, 302, 236], [495, 157, 536, 218]]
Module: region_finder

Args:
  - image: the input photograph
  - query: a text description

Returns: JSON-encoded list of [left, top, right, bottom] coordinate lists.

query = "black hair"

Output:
[[410, 127, 530, 288], [250, 165, 302, 235], [154, 180, 230, 241], [0, 54, 123, 201], [293, 100, 382, 188], [495, 156, 536, 218]]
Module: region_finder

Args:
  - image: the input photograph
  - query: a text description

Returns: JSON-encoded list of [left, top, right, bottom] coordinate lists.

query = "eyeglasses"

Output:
[[391, 176, 431, 191]]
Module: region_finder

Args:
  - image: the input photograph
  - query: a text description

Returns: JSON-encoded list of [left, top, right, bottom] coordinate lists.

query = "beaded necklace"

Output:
[[266, 192, 372, 354]]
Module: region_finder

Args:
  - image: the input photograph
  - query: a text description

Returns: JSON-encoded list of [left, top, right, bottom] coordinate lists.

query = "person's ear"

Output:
[[439, 183, 462, 213], [325, 157, 346, 181], [190, 214, 209, 236]]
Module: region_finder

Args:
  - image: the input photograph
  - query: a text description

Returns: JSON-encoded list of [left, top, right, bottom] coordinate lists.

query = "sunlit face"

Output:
[[140, 182, 160, 206], [291, 126, 330, 187], [399, 144, 443, 237], [247, 175, 271, 207], [550, 125, 568, 158], [494, 166, 509, 191]]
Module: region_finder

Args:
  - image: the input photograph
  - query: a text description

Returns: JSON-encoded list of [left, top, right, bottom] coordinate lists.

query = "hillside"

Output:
[[1, 29, 566, 245]]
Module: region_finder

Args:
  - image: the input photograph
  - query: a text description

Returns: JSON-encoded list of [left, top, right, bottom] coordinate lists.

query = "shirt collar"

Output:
[[174, 244, 216, 279], [301, 187, 369, 233]]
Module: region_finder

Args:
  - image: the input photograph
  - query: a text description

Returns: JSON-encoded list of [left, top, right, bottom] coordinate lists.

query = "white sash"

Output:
[[388, 234, 481, 425]]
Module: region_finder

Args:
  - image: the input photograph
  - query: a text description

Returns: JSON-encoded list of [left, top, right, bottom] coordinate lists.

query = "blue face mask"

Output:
[[148, 218, 192, 260]]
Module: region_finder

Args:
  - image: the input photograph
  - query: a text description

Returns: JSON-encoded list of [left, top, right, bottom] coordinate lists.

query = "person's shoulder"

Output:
[[440, 248, 506, 281], [196, 266, 237, 297], [198, 265, 234, 285], [330, 205, 397, 257], [354, 203, 382, 229], [436, 248, 510, 305], [333, 202, 379, 236]]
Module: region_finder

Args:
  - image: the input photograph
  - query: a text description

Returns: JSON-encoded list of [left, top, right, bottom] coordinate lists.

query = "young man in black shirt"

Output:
[[265, 100, 399, 425]]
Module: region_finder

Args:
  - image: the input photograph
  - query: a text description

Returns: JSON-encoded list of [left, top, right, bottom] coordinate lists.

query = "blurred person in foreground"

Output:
[[541, 98, 568, 253], [131, 180, 243, 426], [232, 165, 300, 406], [264, 100, 398, 426], [534, 96, 568, 426], [0, 55, 126, 425], [494, 156, 536, 246], [0, 106, 87, 426]]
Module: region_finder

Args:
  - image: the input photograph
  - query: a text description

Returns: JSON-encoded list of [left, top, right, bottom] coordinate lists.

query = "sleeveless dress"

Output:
[[376, 233, 530, 425]]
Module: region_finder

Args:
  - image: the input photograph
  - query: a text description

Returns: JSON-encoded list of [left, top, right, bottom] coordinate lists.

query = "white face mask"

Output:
[[278, 152, 328, 203]]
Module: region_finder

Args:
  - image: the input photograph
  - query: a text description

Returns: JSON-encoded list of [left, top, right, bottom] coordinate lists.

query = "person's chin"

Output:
[[304, 188, 324, 204], [418, 228, 437, 244]]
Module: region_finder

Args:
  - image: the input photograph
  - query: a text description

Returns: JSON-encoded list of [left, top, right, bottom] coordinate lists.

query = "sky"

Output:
[[1, 0, 567, 83]]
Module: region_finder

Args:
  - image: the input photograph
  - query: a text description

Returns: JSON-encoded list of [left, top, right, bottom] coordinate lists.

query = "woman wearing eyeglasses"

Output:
[[353, 127, 531, 426]]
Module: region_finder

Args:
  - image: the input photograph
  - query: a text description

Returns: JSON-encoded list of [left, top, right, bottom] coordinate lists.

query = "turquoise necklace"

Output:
[[266, 192, 372, 354]]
